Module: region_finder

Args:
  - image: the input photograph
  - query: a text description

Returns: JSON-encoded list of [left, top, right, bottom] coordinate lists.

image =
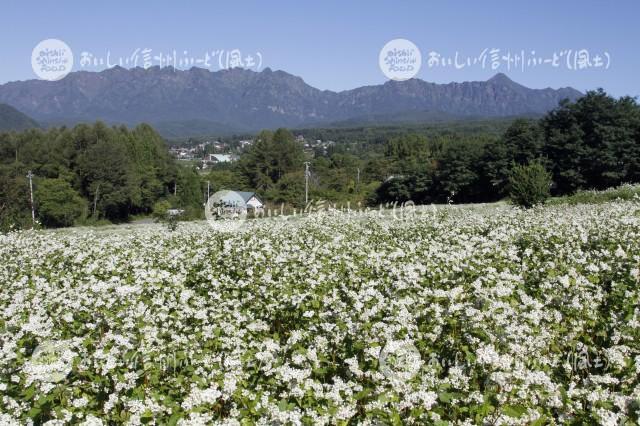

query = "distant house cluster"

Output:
[[169, 139, 256, 170], [169, 146, 199, 160], [169, 135, 337, 167], [297, 135, 335, 156]]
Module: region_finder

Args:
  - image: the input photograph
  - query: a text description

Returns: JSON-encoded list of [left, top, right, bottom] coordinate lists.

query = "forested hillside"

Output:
[[2, 89, 639, 230], [0, 123, 203, 229], [372, 89, 640, 204], [0, 104, 39, 132]]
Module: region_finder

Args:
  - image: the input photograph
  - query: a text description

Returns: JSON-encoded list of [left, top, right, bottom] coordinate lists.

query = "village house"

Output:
[[210, 190, 265, 217]]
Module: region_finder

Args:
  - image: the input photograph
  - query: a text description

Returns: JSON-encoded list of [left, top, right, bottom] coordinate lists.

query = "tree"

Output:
[[541, 90, 640, 194], [508, 162, 552, 208], [239, 128, 305, 189], [0, 122, 181, 228], [373, 174, 433, 205], [271, 128, 305, 181], [480, 119, 545, 200], [265, 171, 306, 208], [502, 119, 544, 165], [384, 134, 432, 174], [363, 157, 393, 182], [78, 136, 132, 221], [433, 139, 485, 203], [152, 199, 178, 231], [205, 168, 249, 193], [480, 139, 510, 199], [0, 171, 32, 231], [172, 166, 204, 219], [35, 178, 86, 227], [374, 177, 412, 204]]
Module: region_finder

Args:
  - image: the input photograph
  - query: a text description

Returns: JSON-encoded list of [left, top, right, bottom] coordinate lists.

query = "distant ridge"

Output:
[[0, 103, 40, 132], [0, 67, 582, 137]]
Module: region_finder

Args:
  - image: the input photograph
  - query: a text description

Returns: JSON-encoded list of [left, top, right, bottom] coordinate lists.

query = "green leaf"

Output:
[[502, 404, 527, 418]]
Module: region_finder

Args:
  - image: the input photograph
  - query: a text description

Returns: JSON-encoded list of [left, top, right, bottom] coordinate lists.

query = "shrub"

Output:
[[152, 200, 171, 219], [152, 200, 179, 231], [547, 184, 640, 205], [508, 161, 552, 208]]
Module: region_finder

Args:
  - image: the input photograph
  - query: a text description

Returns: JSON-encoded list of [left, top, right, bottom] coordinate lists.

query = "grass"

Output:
[[547, 183, 640, 205]]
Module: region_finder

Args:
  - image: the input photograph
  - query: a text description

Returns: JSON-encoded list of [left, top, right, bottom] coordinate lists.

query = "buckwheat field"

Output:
[[1, 202, 639, 425]]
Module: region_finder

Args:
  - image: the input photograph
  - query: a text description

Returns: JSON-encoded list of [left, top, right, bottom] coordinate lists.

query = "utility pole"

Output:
[[204, 180, 210, 206], [356, 167, 360, 193], [26, 170, 35, 226], [304, 161, 310, 205], [174, 181, 177, 196]]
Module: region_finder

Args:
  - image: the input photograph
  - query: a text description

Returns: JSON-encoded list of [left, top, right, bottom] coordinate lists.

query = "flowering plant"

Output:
[[0, 200, 639, 424]]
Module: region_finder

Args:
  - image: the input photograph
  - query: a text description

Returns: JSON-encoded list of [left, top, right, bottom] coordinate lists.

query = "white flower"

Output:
[[182, 386, 222, 410], [79, 415, 104, 426], [72, 397, 89, 408]]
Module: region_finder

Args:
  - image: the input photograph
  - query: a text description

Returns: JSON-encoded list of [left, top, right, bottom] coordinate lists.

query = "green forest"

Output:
[[1, 89, 639, 230], [0, 123, 199, 229]]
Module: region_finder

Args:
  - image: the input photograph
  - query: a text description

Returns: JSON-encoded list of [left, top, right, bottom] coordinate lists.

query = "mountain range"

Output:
[[0, 103, 40, 132], [0, 67, 582, 137]]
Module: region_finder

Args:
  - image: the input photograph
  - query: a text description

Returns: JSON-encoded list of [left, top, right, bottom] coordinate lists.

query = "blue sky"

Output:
[[2, 0, 639, 96]]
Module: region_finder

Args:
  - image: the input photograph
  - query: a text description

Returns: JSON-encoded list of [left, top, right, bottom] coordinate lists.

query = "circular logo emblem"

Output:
[[378, 39, 422, 81], [379, 340, 422, 384], [24, 340, 75, 383], [31, 39, 74, 81], [204, 190, 249, 233]]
